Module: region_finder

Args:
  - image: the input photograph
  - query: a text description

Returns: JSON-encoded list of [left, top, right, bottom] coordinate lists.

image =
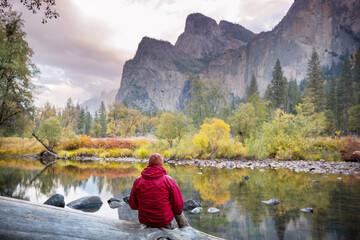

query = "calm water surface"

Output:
[[0, 158, 359, 240]]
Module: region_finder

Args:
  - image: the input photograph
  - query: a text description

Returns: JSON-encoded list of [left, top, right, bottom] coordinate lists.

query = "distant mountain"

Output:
[[116, 0, 360, 112], [81, 89, 118, 114]]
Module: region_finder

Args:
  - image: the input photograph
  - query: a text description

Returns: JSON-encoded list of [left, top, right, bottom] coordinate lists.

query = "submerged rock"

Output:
[[44, 194, 65, 208], [208, 207, 220, 213], [109, 201, 124, 209], [190, 207, 202, 214], [262, 199, 281, 206], [67, 196, 103, 211], [183, 198, 202, 211], [301, 208, 313, 213]]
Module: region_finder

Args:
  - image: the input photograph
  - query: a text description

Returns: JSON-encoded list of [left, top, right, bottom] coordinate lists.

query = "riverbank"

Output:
[[3, 154, 359, 175], [1, 136, 359, 162]]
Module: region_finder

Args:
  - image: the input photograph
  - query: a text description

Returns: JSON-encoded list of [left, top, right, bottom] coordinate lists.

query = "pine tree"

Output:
[[264, 84, 272, 101], [84, 109, 92, 136], [354, 47, 360, 103], [326, 76, 337, 115], [98, 101, 107, 137], [270, 59, 287, 109], [336, 56, 353, 132], [77, 107, 86, 135], [246, 74, 259, 100], [304, 48, 325, 113], [285, 79, 301, 114]]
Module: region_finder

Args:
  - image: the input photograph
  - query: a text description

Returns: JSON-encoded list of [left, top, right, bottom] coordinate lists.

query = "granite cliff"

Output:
[[116, 0, 360, 111]]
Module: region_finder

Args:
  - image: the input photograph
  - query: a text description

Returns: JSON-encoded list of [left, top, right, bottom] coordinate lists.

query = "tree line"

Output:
[[1, 9, 360, 147]]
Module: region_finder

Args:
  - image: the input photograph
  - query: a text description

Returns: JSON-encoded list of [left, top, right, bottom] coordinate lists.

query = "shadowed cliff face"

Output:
[[116, 0, 360, 112]]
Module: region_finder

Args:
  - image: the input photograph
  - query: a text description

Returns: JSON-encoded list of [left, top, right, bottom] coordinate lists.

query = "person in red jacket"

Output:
[[129, 153, 184, 228]]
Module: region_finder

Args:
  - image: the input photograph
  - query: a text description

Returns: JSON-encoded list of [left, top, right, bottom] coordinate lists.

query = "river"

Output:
[[0, 158, 359, 239]]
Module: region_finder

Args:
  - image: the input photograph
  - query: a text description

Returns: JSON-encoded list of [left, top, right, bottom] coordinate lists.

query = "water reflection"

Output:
[[0, 158, 359, 239]]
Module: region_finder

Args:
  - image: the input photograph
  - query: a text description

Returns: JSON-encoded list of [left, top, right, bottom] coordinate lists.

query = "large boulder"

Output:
[[183, 198, 201, 211], [44, 194, 65, 208], [67, 196, 103, 212]]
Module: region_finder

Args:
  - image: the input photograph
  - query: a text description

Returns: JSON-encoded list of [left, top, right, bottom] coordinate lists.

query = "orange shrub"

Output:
[[60, 135, 135, 150]]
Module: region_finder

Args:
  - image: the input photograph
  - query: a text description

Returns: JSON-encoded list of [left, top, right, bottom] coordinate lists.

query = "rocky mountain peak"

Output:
[[219, 20, 256, 44], [183, 13, 219, 35], [175, 13, 255, 59], [116, 0, 360, 112]]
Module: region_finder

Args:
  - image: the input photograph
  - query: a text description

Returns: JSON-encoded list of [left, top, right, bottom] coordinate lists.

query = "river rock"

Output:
[[262, 199, 281, 206], [183, 198, 202, 211], [208, 207, 220, 213], [67, 196, 103, 210], [107, 198, 124, 209], [226, 162, 236, 169], [109, 201, 124, 209], [301, 208, 313, 213], [190, 207, 202, 214], [123, 196, 130, 204], [44, 194, 65, 208]]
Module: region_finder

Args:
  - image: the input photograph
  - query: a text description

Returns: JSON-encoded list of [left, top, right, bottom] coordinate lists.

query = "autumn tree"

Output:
[[230, 94, 269, 140], [193, 118, 231, 159], [107, 102, 143, 137], [37, 116, 62, 148], [90, 121, 102, 138], [0, 10, 38, 127], [156, 111, 188, 147]]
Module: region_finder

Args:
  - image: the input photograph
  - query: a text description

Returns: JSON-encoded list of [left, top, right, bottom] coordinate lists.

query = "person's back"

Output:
[[129, 153, 184, 228]]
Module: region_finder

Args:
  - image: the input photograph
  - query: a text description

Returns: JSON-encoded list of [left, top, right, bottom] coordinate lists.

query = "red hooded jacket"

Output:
[[129, 165, 184, 227]]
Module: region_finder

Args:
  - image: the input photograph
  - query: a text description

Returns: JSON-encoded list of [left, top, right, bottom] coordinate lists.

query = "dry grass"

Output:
[[0, 137, 44, 155]]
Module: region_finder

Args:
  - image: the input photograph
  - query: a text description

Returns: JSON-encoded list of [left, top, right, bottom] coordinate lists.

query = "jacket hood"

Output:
[[141, 165, 167, 180]]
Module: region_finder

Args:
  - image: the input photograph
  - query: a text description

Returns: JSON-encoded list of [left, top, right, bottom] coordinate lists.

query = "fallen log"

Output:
[[32, 132, 57, 155], [0, 196, 223, 240]]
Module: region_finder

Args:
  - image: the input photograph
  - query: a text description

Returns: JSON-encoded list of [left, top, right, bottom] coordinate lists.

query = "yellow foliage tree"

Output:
[[193, 118, 231, 159]]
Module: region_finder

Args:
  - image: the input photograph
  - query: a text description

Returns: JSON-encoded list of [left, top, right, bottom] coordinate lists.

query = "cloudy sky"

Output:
[[12, 0, 293, 108]]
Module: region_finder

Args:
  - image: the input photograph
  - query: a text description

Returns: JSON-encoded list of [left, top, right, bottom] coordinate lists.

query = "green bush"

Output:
[[108, 148, 133, 158]]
